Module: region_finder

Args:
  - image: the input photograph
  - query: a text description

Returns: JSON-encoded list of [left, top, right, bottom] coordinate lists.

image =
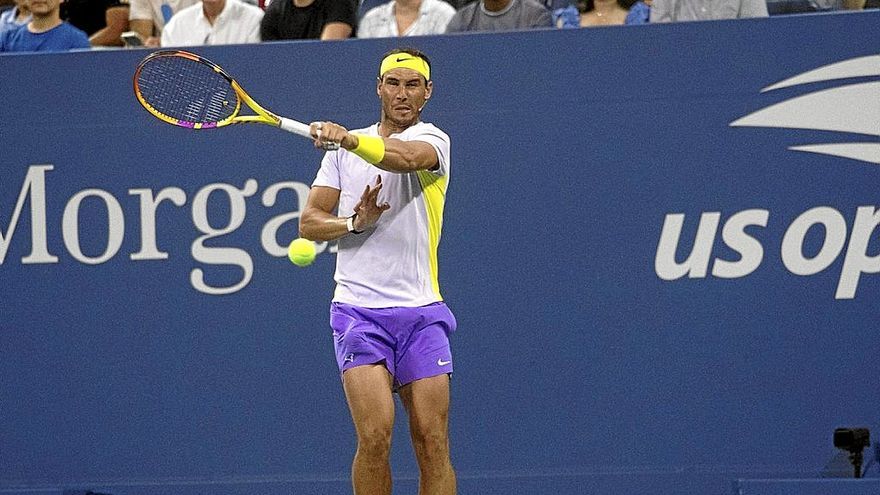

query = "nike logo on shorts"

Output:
[[437, 358, 451, 366]]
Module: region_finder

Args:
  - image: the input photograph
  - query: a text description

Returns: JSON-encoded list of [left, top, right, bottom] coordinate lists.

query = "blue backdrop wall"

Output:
[[1, 11, 879, 495]]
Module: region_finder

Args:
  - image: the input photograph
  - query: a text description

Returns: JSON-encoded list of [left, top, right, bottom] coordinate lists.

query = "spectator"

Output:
[[359, 0, 455, 37], [260, 0, 357, 40], [62, 0, 131, 46], [579, 0, 628, 25], [162, 0, 262, 46], [544, 0, 580, 27], [129, 0, 199, 46], [650, 0, 768, 21], [0, 0, 31, 34], [768, 0, 865, 14], [445, 0, 553, 32], [0, 0, 90, 52], [624, 0, 650, 23], [359, 0, 472, 19]]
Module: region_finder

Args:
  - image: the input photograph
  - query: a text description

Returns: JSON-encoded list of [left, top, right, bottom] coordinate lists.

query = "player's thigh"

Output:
[[343, 364, 396, 436], [399, 374, 451, 439]]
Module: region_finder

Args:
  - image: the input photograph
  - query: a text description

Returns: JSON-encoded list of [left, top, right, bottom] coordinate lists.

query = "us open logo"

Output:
[[654, 55, 880, 299]]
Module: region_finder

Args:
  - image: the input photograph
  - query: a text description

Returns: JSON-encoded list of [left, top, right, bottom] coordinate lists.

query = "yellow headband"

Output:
[[379, 53, 430, 81]]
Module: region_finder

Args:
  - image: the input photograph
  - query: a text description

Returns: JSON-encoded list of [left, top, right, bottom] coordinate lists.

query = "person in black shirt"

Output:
[[260, 0, 357, 40], [61, 0, 130, 46]]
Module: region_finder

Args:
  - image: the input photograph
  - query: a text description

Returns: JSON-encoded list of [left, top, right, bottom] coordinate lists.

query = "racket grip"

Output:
[[278, 117, 311, 139]]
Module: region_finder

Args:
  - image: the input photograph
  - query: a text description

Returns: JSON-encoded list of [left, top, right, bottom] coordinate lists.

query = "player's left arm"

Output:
[[310, 123, 441, 173], [359, 137, 439, 173]]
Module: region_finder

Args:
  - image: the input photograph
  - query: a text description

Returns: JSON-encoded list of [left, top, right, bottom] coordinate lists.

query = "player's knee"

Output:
[[356, 426, 392, 460], [411, 428, 450, 464]]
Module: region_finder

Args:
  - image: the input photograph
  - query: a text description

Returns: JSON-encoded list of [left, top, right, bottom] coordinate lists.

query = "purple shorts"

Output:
[[330, 302, 456, 390]]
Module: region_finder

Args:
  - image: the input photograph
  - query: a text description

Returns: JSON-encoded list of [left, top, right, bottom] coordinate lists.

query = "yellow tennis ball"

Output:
[[287, 238, 316, 267]]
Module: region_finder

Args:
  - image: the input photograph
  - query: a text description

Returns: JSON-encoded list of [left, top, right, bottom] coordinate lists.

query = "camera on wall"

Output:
[[834, 427, 870, 478]]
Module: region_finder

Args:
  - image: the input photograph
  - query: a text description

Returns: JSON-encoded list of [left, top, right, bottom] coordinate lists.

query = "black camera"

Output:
[[834, 427, 870, 478]]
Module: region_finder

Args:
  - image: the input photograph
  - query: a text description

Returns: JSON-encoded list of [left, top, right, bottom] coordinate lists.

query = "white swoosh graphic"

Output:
[[730, 82, 880, 136], [789, 143, 880, 165], [730, 53, 880, 165], [761, 55, 880, 92]]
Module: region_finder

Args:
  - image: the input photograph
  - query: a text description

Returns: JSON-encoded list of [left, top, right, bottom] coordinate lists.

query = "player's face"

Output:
[[377, 68, 433, 128]]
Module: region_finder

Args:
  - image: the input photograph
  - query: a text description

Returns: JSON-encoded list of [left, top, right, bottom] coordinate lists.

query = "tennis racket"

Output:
[[133, 50, 338, 150]]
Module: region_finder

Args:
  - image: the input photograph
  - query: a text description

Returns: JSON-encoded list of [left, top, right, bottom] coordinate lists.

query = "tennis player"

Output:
[[300, 48, 455, 495]]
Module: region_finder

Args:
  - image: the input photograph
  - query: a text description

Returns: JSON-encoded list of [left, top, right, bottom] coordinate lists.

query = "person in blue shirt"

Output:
[[0, 0, 90, 52]]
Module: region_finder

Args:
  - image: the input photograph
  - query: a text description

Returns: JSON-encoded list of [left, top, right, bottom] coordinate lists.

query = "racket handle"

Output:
[[278, 117, 311, 139], [279, 117, 340, 151]]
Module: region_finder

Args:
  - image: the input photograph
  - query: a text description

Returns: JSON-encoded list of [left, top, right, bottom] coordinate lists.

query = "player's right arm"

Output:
[[300, 186, 345, 242], [300, 178, 390, 241]]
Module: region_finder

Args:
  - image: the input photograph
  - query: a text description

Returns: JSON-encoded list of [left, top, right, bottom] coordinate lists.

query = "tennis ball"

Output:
[[287, 238, 316, 267]]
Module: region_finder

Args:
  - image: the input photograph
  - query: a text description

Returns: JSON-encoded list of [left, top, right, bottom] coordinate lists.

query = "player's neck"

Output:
[[379, 119, 417, 137], [292, 0, 315, 7], [29, 11, 61, 33], [482, 0, 513, 12]]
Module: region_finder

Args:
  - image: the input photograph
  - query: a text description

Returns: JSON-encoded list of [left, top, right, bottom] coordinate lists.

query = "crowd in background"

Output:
[[0, 0, 875, 53]]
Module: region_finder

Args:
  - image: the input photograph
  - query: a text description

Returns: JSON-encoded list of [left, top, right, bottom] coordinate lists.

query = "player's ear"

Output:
[[424, 80, 433, 100], [376, 76, 382, 98]]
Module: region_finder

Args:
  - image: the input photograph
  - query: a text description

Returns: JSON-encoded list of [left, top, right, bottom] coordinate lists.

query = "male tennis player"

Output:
[[300, 48, 455, 495]]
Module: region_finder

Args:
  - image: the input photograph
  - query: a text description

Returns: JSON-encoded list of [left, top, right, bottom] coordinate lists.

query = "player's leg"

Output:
[[331, 303, 399, 495], [393, 302, 457, 494], [399, 374, 456, 495], [344, 364, 395, 495]]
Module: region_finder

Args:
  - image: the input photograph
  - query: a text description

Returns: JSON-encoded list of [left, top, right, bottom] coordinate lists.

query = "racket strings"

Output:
[[137, 56, 239, 126]]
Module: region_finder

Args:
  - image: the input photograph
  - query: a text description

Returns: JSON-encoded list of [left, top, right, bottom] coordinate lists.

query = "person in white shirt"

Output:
[[359, 0, 455, 38], [650, 0, 768, 21], [161, 0, 262, 46], [128, 0, 198, 46]]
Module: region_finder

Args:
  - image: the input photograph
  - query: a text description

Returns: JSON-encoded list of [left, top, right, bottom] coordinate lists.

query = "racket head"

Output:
[[134, 50, 241, 130]]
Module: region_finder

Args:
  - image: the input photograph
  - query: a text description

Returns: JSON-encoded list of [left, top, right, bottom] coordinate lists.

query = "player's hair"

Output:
[[379, 48, 432, 82]]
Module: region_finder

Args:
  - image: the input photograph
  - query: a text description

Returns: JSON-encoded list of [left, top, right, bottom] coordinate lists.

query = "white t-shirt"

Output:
[[129, 0, 200, 34], [359, 0, 456, 38], [312, 122, 451, 308], [161, 0, 263, 46]]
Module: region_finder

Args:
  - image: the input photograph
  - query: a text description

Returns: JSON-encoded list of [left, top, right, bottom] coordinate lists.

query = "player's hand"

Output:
[[310, 121, 354, 151], [352, 175, 390, 231]]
